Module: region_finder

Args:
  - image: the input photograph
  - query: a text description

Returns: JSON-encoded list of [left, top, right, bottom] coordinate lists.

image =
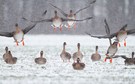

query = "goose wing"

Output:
[[42, 10, 47, 16], [74, 0, 96, 15], [61, 17, 92, 21], [22, 17, 52, 23], [49, 3, 68, 17], [127, 29, 135, 34], [22, 23, 37, 34], [113, 55, 127, 59], [0, 31, 14, 37]]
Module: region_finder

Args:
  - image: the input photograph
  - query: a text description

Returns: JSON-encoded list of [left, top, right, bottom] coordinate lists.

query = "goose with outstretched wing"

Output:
[[23, 10, 92, 32], [0, 23, 37, 46], [114, 52, 135, 65], [49, 0, 95, 30], [86, 19, 135, 47]]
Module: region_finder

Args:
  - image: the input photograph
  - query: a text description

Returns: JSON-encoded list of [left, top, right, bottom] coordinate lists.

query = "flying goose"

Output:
[[86, 19, 135, 47], [23, 10, 92, 32], [49, 0, 95, 30], [0, 23, 37, 46]]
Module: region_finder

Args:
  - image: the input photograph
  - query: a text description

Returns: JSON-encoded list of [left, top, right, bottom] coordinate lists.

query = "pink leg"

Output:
[[110, 58, 112, 63], [68, 24, 70, 31], [22, 40, 25, 46], [60, 25, 62, 32], [118, 42, 121, 47], [104, 54, 108, 62], [124, 40, 126, 47], [74, 23, 76, 30], [53, 27, 56, 32], [16, 42, 19, 46]]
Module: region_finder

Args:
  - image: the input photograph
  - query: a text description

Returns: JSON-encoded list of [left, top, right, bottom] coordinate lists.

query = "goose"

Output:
[[5, 51, 17, 64], [50, 0, 95, 30], [0, 23, 36, 46], [73, 43, 83, 62], [72, 58, 85, 70], [23, 10, 92, 32], [115, 52, 135, 65], [35, 51, 46, 64], [3, 47, 10, 61], [105, 41, 118, 63], [86, 19, 135, 47], [60, 42, 71, 62], [91, 46, 101, 61]]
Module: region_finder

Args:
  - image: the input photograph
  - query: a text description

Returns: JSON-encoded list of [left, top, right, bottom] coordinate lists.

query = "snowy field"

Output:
[[0, 35, 135, 84]]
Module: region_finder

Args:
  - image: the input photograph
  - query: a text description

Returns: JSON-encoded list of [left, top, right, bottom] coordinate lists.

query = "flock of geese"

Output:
[[1, 0, 135, 70]]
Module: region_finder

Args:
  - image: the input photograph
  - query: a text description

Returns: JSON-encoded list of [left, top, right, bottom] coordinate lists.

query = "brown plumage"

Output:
[[73, 43, 83, 62], [60, 42, 71, 62], [3, 47, 10, 61], [35, 51, 46, 64], [72, 58, 85, 70], [91, 46, 101, 61], [121, 52, 135, 65], [5, 51, 17, 64]]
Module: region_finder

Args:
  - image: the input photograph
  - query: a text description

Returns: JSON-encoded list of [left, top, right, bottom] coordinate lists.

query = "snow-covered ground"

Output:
[[0, 35, 135, 84]]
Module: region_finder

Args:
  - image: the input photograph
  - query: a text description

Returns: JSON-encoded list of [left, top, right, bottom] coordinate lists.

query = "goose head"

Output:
[[15, 23, 21, 33], [8, 51, 13, 58], [132, 52, 134, 58], [70, 10, 74, 15], [95, 46, 98, 52], [40, 51, 43, 58], [54, 10, 58, 16], [77, 58, 80, 63], [63, 42, 66, 46], [5, 47, 8, 53], [77, 43, 80, 51]]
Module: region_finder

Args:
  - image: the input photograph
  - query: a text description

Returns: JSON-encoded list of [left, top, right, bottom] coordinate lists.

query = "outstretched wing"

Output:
[[74, 0, 96, 15], [85, 32, 112, 39], [22, 17, 52, 23], [104, 19, 112, 45], [22, 23, 37, 34], [42, 10, 47, 16], [62, 17, 92, 21], [0, 31, 14, 37], [114, 55, 128, 59], [112, 55, 127, 59], [49, 3, 68, 17], [104, 19, 110, 35], [85, 32, 117, 39], [127, 28, 135, 34]]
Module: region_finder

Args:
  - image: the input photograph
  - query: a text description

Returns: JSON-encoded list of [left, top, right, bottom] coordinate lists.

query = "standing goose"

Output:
[[23, 10, 92, 32], [5, 51, 17, 64], [86, 19, 135, 47], [60, 42, 71, 62], [3, 47, 10, 61], [35, 51, 46, 64], [91, 46, 101, 61], [72, 58, 85, 70], [0, 23, 36, 46], [50, 0, 95, 30], [116, 52, 135, 65], [73, 43, 83, 62]]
